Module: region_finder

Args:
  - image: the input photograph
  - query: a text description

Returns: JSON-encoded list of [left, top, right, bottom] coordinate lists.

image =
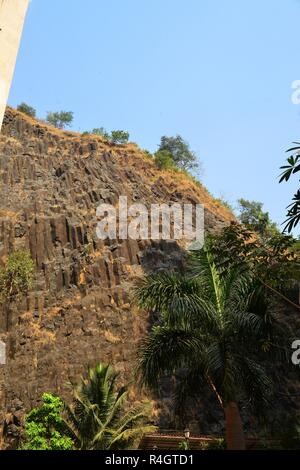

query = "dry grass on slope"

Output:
[[4, 107, 235, 222]]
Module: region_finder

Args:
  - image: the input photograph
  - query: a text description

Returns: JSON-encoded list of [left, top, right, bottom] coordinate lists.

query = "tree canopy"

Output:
[[17, 103, 36, 118], [64, 363, 155, 450]]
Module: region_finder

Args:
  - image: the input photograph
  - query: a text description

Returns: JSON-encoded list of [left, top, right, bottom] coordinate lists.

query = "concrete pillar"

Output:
[[0, 0, 29, 130]]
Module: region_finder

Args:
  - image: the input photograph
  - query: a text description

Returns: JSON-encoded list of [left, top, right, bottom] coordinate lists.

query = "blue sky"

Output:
[[8, 0, 300, 235]]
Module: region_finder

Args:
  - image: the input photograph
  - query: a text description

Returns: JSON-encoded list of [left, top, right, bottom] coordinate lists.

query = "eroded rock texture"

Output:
[[0, 108, 234, 447]]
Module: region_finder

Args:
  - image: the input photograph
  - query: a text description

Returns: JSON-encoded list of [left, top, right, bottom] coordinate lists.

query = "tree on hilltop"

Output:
[[46, 111, 74, 129]]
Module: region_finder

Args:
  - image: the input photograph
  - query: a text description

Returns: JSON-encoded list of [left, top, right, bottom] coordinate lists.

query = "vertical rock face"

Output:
[[0, 108, 234, 446]]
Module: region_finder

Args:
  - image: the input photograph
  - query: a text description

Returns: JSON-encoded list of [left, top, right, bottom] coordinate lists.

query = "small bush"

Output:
[[215, 197, 234, 212], [17, 103, 36, 118], [0, 250, 34, 303], [110, 130, 129, 144], [178, 168, 202, 186], [154, 150, 176, 170], [143, 150, 153, 159], [82, 128, 129, 144]]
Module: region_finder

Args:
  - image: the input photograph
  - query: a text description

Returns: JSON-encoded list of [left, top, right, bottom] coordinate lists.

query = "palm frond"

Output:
[[189, 247, 223, 311]]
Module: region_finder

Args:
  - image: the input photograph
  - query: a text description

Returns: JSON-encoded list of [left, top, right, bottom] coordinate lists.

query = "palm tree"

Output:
[[134, 246, 290, 450], [64, 363, 156, 450]]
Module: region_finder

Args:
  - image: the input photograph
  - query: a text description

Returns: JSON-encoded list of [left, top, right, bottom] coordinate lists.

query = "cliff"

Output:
[[0, 107, 234, 445]]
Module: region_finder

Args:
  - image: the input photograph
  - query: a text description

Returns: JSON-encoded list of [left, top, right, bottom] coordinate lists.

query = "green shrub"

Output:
[[46, 111, 74, 129], [154, 150, 176, 170], [143, 150, 153, 159], [201, 438, 226, 450], [17, 103, 36, 118], [158, 135, 199, 171], [0, 250, 34, 329], [110, 130, 129, 144], [91, 128, 110, 139], [215, 197, 234, 212], [63, 363, 155, 450]]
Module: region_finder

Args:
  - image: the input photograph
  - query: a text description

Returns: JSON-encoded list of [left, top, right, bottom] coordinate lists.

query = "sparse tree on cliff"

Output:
[[134, 245, 291, 450], [17, 103, 36, 118], [46, 111, 74, 129]]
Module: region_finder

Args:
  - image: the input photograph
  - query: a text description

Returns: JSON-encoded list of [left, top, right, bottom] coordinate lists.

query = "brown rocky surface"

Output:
[[0, 107, 235, 447]]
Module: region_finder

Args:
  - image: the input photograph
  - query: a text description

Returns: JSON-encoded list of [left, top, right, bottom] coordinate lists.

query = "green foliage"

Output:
[[46, 111, 74, 129], [64, 363, 155, 450], [110, 130, 130, 145], [237, 198, 279, 238], [158, 135, 199, 171], [179, 440, 189, 450], [201, 438, 226, 450], [143, 150, 153, 159], [254, 440, 284, 450], [82, 128, 129, 143], [80, 243, 92, 260], [154, 150, 176, 170], [279, 144, 300, 233], [179, 169, 203, 187], [21, 393, 74, 450], [0, 250, 34, 304], [134, 244, 291, 421], [91, 128, 111, 140], [215, 197, 233, 212], [278, 416, 300, 450], [207, 223, 300, 293], [17, 103, 36, 118]]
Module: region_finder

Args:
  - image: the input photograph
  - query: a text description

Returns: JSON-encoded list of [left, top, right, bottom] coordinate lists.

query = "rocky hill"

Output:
[[0, 108, 234, 446]]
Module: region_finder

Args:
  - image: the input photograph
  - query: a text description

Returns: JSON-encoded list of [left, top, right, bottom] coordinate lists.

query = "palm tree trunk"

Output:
[[224, 402, 246, 450]]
